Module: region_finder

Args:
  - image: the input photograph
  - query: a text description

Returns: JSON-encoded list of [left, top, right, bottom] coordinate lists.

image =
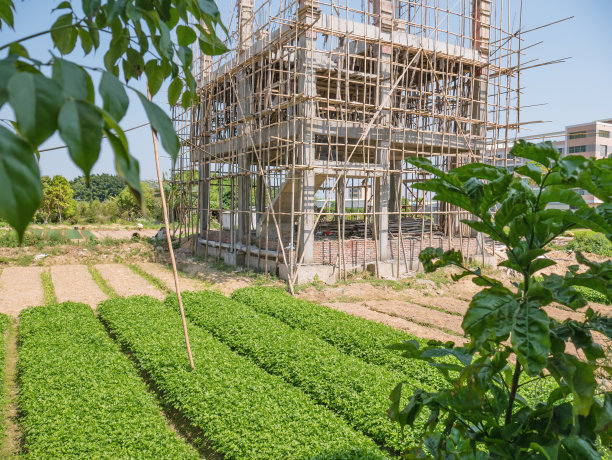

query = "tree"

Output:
[[116, 182, 156, 221], [0, 0, 228, 242], [70, 174, 125, 202], [388, 141, 612, 458], [37, 175, 76, 223]]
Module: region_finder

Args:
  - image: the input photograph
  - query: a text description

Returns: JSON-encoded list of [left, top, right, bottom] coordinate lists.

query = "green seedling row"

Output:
[[98, 296, 388, 460], [170, 290, 419, 451], [18, 302, 197, 459]]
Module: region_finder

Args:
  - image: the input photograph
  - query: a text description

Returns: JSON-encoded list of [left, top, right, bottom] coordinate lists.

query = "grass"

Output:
[[126, 263, 171, 295], [87, 265, 118, 298], [40, 270, 57, 305]]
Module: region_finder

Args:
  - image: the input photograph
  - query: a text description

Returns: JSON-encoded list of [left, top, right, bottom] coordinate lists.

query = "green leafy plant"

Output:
[[171, 290, 413, 451], [0, 0, 228, 241], [98, 295, 388, 459], [387, 141, 612, 458], [18, 302, 198, 457]]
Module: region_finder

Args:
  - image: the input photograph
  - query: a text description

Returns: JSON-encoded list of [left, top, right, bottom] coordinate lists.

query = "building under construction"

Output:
[[172, 0, 525, 288]]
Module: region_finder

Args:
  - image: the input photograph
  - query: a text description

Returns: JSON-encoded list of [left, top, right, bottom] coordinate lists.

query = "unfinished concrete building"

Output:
[[172, 0, 523, 289]]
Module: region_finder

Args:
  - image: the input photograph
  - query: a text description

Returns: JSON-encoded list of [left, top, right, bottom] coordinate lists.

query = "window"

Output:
[[599, 130, 610, 138], [568, 145, 586, 154], [569, 132, 587, 139], [556, 147, 564, 153]]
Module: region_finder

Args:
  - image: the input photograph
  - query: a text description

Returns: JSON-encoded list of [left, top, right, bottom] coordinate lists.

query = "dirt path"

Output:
[[1, 321, 22, 457], [137, 263, 207, 293], [51, 265, 108, 307], [328, 301, 466, 344], [363, 300, 465, 335], [94, 264, 165, 300], [0, 267, 44, 316]]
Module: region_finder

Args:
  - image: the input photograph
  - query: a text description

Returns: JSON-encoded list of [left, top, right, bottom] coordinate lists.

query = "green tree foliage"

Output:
[[37, 175, 77, 223], [388, 141, 612, 458], [116, 182, 159, 221], [70, 174, 125, 202], [0, 0, 227, 241]]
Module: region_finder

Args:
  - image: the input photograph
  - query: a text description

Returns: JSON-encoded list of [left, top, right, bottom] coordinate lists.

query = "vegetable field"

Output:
[[0, 286, 563, 457]]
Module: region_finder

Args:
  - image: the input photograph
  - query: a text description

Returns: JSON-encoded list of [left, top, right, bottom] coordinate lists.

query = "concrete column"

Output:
[[471, 0, 490, 141], [374, 44, 392, 261], [296, 0, 319, 264], [237, 155, 251, 244], [199, 158, 210, 234], [388, 160, 401, 219]]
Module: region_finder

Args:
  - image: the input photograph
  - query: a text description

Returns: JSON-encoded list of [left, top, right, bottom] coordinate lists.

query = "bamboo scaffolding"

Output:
[[171, 0, 536, 285]]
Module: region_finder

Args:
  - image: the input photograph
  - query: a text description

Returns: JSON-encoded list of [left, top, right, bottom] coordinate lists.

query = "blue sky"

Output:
[[0, 0, 610, 180]]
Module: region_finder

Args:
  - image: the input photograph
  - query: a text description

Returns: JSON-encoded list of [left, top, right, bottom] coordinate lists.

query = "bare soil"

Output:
[[137, 262, 208, 292], [94, 264, 165, 300], [51, 265, 107, 307], [0, 267, 44, 316], [329, 301, 466, 344]]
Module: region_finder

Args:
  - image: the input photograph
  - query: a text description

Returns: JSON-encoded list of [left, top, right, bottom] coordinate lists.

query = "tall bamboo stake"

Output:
[[148, 86, 195, 370]]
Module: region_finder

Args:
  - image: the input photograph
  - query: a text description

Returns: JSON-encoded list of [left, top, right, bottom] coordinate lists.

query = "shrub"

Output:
[[18, 302, 197, 458], [170, 290, 412, 451], [566, 231, 612, 257], [98, 296, 388, 460]]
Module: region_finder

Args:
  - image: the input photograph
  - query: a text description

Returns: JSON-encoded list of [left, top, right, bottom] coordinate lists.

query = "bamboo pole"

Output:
[[148, 86, 195, 371]]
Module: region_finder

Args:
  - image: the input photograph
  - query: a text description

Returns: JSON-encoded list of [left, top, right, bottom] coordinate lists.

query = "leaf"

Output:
[[82, 0, 101, 17], [510, 140, 559, 168], [0, 59, 17, 107], [539, 186, 586, 209], [52, 58, 94, 102], [99, 71, 129, 121], [515, 162, 543, 184], [58, 100, 103, 179], [51, 13, 77, 54], [105, 0, 126, 24], [511, 301, 550, 375], [8, 42, 28, 58], [548, 354, 597, 416], [137, 92, 180, 161], [144, 60, 163, 96], [0, 0, 15, 29], [78, 27, 93, 54], [0, 126, 42, 241], [106, 130, 142, 204], [176, 25, 197, 46], [7, 72, 63, 146], [561, 436, 599, 459], [168, 78, 183, 107], [197, 0, 221, 21], [462, 286, 519, 347]]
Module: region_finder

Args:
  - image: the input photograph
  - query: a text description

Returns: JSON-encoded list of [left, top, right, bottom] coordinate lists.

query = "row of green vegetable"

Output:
[[97, 295, 388, 459], [18, 302, 198, 458], [170, 290, 416, 451]]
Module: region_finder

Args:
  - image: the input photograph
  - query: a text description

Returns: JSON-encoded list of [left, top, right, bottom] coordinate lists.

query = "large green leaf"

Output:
[[462, 287, 519, 347], [137, 92, 180, 161], [0, 59, 17, 107], [52, 58, 94, 101], [510, 140, 559, 168], [511, 301, 550, 375], [144, 60, 163, 96], [539, 186, 586, 209], [168, 77, 183, 107], [51, 13, 77, 54], [99, 71, 129, 121], [58, 99, 103, 179], [176, 25, 197, 46], [548, 354, 597, 416], [7, 72, 63, 147], [0, 126, 42, 241]]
